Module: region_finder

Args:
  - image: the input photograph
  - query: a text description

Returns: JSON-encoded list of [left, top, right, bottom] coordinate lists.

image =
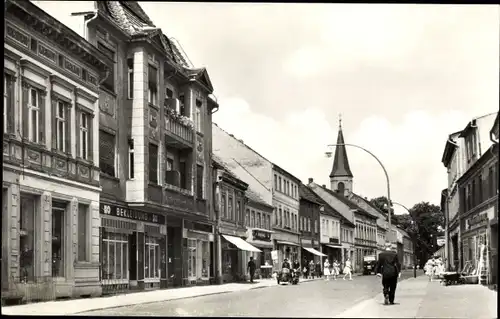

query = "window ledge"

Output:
[[100, 172, 120, 182], [75, 157, 94, 166], [148, 182, 162, 189]]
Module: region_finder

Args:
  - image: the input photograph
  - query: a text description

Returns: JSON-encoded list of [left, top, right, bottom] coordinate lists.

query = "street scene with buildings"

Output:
[[2, 1, 498, 317]]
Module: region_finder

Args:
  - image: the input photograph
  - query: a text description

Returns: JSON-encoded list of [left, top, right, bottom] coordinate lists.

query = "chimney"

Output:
[[308, 178, 313, 184], [322, 184, 326, 188]]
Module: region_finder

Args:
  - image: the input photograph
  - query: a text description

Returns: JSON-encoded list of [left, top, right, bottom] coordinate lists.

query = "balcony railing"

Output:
[[164, 100, 193, 145]]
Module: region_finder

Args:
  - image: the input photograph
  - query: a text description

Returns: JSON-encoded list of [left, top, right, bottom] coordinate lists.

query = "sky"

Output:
[[32, 2, 499, 214]]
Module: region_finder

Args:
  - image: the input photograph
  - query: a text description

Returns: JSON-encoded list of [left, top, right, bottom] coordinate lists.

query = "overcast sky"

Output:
[[33, 2, 499, 214]]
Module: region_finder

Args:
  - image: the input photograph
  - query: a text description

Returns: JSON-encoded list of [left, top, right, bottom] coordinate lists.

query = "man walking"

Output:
[[247, 256, 256, 283], [375, 242, 401, 305]]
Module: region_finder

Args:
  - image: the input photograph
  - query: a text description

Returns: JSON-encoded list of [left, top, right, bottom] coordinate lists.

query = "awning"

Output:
[[302, 247, 327, 257], [276, 241, 300, 247], [326, 244, 342, 249], [222, 235, 262, 252]]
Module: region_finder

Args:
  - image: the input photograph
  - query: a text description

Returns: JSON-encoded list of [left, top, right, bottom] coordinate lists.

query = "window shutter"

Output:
[[51, 99, 57, 150], [22, 83, 29, 139], [65, 104, 71, 154], [38, 91, 45, 144], [76, 109, 81, 158], [88, 114, 94, 161]]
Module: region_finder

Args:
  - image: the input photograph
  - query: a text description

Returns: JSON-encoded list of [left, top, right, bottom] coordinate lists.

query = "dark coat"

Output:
[[375, 250, 401, 279]]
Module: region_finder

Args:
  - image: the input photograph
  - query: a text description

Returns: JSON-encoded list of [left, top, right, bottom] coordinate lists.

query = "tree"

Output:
[[370, 196, 395, 220]]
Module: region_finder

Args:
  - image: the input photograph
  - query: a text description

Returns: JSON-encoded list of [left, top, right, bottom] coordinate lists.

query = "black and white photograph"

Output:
[[2, 1, 498, 317]]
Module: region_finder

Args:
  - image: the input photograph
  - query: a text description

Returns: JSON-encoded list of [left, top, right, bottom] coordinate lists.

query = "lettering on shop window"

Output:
[[100, 203, 165, 224]]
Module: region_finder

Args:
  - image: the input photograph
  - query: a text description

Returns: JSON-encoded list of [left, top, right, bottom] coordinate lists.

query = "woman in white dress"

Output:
[[324, 259, 331, 281], [343, 258, 352, 280], [332, 260, 340, 280]]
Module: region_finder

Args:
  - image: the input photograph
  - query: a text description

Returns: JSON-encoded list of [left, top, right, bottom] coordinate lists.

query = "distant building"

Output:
[[298, 184, 324, 264]]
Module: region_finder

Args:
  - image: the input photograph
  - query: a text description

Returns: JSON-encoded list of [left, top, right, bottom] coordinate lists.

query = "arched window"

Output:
[[338, 182, 345, 194]]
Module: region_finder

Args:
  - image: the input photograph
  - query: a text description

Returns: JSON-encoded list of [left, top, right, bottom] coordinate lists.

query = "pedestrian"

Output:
[[247, 256, 256, 283], [375, 242, 402, 305], [324, 259, 331, 281], [316, 260, 322, 278], [332, 260, 340, 280], [309, 260, 315, 279], [343, 258, 353, 280]]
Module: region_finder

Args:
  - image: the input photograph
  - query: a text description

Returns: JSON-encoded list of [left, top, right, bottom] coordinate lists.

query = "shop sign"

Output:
[[466, 213, 488, 230], [271, 250, 278, 261], [253, 230, 271, 242], [100, 203, 165, 224], [329, 237, 339, 245], [301, 238, 312, 245]]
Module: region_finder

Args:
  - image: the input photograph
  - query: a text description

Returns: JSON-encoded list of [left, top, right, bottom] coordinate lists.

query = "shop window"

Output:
[[145, 236, 160, 279], [52, 202, 66, 277], [188, 239, 197, 279], [228, 196, 233, 221], [149, 143, 158, 184], [102, 232, 128, 280], [20, 195, 36, 283], [99, 130, 116, 177], [77, 204, 89, 262], [187, 239, 209, 280]]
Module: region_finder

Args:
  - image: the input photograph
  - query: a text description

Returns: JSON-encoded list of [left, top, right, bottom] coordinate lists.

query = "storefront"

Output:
[[221, 234, 261, 282], [274, 231, 300, 270], [461, 211, 489, 272], [99, 203, 167, 293], [301, 238, 326, 265], [322, 237, 343, 264], [182, 220, 214, 286], [247, 229, 274, 278]]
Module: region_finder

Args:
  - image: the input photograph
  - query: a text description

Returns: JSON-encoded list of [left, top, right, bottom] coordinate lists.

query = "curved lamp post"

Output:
[[391, 201, 418, 278], [326, 143, 393, 243]]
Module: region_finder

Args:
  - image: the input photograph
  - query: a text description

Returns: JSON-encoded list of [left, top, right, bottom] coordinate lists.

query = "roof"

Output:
[[441, 138, 459, 167], [212, 153, 270, 208], [459, 112, 498, 138], [304, 186, 355, 227], [352, 193, 387, 218], [95, 1, 191, 68], [299, 183, 322, 205], [330, 123, 353, 178], [320, 186, 378, 219]]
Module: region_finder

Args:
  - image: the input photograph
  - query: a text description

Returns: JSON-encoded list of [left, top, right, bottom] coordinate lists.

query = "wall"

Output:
[[320, 214, 340, 244]]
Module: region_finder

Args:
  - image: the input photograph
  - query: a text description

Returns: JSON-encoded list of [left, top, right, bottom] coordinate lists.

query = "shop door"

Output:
[[167, 227, 182, 287]]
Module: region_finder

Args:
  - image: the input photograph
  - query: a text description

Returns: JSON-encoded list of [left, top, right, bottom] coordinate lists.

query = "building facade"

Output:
[[212, 155, 251, 283], [81, 1, 217, 290], [298, 184, 324, 264], [272, 165, 301, 266], [456, 113, 498, 286], [3, 0, 110, 301]]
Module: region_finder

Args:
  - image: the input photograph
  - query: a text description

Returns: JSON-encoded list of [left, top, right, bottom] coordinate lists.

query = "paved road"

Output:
[[81, 271, 420, 317]]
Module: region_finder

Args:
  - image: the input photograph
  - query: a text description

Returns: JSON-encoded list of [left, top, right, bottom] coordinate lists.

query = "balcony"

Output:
[[164, 99, 193, 148]]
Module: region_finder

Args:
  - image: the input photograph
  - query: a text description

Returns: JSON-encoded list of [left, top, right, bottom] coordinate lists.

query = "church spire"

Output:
[[329, 114, 353, 178]]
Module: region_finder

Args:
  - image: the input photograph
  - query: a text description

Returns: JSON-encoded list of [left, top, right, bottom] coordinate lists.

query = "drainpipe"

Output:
[[84, 11, 98, 40], [214, 172, 223, 284]]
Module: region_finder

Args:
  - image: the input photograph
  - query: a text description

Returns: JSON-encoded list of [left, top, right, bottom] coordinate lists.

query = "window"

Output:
[[236, 200, 241, 223], [3, 75, 13, 133], [279, 207, 282, 227], [148, 65, 158, 105], [99, 130, 116, 176], [79, 112, 90, 159], [166, 88, 174, 98], [314, 220, 317, 234], [77, 204, 89, 262], [278, 177, 282, 192], [28, 88, 40, 143], [267, 215, 271, 230], [274, 174, 278, 190], [196, 165, 204, 199], [102, 232, 128, 280], [127, 58, 134, 99], [228, 196, 233, 220], [128, 139, 134, 179], [251, 210, 256, 228], [257, 213, 261, 228], [471, 180, 476, 208], [187, 239, 209, 279], [489, 167, 495, 198], [221, 193, 227, 218], [52, 202, 66, 277], [179, 159, 187, 189], [246, 208, 250, 226], [195, 99, 202, 132], [98, 42, 115, 92], [149, 143, 158, 184], [145, 236, 160, 279], [308, 219, 311, 232], [20, 195, 36, 283]]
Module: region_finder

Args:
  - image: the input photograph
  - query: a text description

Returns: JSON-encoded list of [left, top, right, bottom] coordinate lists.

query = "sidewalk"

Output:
[[336, 276, 497, 318], [1, 277, 321, 315]]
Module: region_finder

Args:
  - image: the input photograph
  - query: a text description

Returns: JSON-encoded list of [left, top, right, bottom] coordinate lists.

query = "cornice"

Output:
[[50, 74, 76, 92], [76, 87, 98, 103], [20, 59, 50, 79]]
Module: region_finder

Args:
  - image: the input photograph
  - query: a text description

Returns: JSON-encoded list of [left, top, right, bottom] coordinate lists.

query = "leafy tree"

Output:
[[370, 196, 395, 220]]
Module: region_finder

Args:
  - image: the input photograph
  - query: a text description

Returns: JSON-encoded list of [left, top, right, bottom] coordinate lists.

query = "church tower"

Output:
[[330, 116, 353, 196]]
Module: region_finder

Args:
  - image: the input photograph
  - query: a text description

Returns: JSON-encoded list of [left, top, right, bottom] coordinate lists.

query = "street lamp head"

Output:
[[325, 151, 332, 158]]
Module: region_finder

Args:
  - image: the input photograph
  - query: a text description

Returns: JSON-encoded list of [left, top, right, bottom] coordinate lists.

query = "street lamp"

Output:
[[391, 201, 418, 278], [326, 143, 393, 243]]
